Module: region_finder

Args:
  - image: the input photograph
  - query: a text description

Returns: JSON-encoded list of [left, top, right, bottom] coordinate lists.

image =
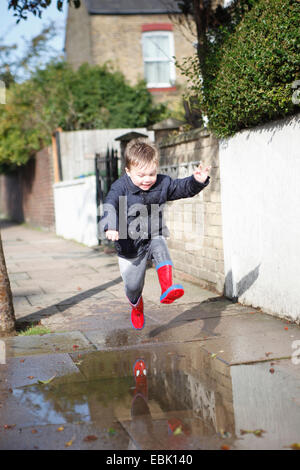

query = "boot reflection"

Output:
[[129, 358, 157, 450], [129, 358, 190, 450]]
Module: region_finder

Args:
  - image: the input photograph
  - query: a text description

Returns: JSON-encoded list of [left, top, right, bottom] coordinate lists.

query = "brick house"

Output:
[[64, 0, 196, 104]]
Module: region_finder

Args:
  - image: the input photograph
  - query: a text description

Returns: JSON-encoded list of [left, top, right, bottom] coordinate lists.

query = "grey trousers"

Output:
[[118, 236, 172, 305]]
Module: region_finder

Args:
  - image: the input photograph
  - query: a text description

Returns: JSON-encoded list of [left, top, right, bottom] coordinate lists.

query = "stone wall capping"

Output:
[[159, 127, 211, 149]]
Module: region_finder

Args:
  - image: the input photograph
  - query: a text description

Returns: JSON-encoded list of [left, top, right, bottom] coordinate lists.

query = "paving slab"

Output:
[[0, 353, 84, 389], [148, 310, 299, 340], [145, 297, 256, 325], [14, 305, 60, 324], [0, 421, 133, 451], [26, 293, 87, 307], [7, 263, 22, 273], [12, 296, 31, 308], [24, 278, 122, 307], [3, 331, 95, 358], [12, 286, 45, 297], [42, 302, 159, 334], [28, 265, 98, 280], [35, 277, 118, 294], [84, 325, 165, 351], [200, 332, 299, 365], [9, 272, 30, 281]]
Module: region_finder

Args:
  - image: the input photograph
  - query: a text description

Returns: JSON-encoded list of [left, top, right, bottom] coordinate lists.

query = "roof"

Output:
[[84, 0, 182, 15], [115, 131, 148, 141]]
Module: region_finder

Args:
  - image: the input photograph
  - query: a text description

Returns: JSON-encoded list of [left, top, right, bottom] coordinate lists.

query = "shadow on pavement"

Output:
[[148, 296, 225, 338], [16, 276, 123, 328]]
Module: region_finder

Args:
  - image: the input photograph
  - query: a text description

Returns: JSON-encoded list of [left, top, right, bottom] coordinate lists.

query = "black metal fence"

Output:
[[95, 147, 119, 244]]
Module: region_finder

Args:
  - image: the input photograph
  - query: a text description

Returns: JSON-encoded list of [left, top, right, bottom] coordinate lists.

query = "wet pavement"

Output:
[[0, 221, 300, 450], [1, 340, 300, 450]]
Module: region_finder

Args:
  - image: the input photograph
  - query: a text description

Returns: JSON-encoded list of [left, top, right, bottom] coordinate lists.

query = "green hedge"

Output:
[[204, 0, 300, 137], [181, 0, 300, 137]]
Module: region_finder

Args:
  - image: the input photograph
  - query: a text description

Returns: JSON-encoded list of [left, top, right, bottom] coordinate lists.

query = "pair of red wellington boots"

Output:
[[130, 262, 184, 330]]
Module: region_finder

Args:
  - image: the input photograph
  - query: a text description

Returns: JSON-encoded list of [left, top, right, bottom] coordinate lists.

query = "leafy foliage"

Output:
[[0, 22, 61, 86], [8, 0, 80, 22], [177, 0, 300, 137], [0, 61, 167, 172]]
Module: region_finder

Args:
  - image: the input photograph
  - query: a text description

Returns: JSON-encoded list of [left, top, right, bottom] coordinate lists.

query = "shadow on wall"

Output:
[[224, 264, 260, 302], [243, 113, 299, 145]]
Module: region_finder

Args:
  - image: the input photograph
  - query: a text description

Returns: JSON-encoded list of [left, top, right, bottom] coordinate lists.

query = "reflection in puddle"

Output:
[[13, 387, 90, 425], [11, 343, 300, 450]]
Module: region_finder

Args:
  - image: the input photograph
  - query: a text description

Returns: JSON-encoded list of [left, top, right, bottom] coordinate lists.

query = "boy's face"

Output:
[[126, 162, 157, 191]]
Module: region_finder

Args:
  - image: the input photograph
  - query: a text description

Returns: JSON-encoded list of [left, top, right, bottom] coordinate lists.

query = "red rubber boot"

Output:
[[156, 262, 184, 304], [129, 296, 145, 330]]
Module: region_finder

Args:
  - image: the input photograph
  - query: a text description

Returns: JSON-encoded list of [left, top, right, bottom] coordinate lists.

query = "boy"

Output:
[[101, 139, 211, 330]]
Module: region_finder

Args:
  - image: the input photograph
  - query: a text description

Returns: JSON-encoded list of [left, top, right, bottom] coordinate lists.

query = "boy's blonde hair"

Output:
[[125, 138, 158, 170]]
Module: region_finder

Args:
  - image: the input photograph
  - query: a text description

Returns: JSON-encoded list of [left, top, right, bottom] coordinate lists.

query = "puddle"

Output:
[[3, 342, 300, 450]]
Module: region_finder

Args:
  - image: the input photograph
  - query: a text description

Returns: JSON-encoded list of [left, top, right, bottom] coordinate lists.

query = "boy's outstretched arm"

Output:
[[167, 162, 211, 201]]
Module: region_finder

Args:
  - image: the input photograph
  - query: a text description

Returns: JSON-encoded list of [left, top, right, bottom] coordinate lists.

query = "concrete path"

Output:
[[0, 220, 300, 450]]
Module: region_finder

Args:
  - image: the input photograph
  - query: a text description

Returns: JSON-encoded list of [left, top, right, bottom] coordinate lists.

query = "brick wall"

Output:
[[91, 13, 194, 84], [0, 147, 55, 231], [64, 1, 93, 69], [158, 129, 224, 294], [65, 3, 195, 105]]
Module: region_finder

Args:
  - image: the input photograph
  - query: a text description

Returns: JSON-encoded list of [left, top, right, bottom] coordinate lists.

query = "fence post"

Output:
[[106, 147, 111, 194], [94, 149, 119, 246], [112, 148, 118, 181], [95, 153, 102, 245]]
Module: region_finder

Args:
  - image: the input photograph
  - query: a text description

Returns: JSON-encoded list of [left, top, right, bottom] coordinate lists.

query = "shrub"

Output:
[[0, 61, 168, 172], [178, 0, 300, 137]]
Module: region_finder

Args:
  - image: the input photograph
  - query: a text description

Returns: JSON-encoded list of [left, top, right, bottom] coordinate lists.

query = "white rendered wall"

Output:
[[53, 175, 98, 247], [219, 114, 300, 323]]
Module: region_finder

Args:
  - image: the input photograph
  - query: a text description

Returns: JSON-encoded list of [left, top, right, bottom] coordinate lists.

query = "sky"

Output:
[[0, 0, 68, 62]]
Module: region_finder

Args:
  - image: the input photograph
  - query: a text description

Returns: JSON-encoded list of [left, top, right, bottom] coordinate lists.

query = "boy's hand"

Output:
[[106, 230, 119, 241], [193, 162, 211, 184]]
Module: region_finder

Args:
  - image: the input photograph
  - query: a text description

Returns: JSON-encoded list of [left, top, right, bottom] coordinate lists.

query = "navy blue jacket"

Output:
[[101, 172, 210, 258]]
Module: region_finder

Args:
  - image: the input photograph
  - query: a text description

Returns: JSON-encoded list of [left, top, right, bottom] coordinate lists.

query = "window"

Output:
[[142, 26, 175, 89]]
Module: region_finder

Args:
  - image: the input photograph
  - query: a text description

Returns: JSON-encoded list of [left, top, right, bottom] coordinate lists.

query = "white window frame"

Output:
[[142, 30, 176, 88]]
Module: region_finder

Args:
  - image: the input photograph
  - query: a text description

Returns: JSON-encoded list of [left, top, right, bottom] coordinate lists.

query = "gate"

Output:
[[95, 147, 119, 244]]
